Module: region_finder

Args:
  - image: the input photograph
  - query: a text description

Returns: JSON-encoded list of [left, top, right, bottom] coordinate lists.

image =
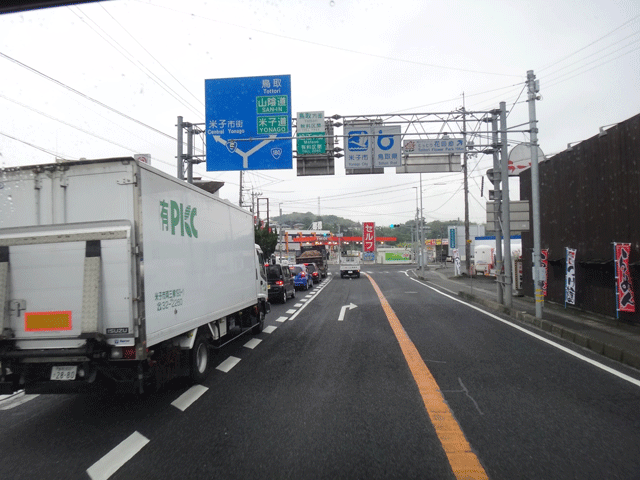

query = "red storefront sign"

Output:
[[363, 222, 375, 253]]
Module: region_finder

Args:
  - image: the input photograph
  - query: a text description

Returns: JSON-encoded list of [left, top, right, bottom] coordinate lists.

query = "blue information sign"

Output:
[[205, 75, 292, 171]]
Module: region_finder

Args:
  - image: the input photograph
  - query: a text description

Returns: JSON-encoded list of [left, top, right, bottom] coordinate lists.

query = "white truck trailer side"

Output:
[[0, 158, 269, 394]]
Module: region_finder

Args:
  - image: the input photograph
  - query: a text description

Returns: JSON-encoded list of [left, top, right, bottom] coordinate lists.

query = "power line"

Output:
[[141, 1, 522, 79], [538, 13, 640, 72], [544, 43, 640, 90], [0, 92, 146, 153], [99, 2, 204, 109], [70, 6, 203, 118], [0, 51, 176, 142], [0, 131, 73, 159]]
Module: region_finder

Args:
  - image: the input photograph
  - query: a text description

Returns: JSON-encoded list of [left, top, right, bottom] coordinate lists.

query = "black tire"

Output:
[[252, 307, 265, 334], [190, 333, 210, 384], [281, 289, 287, 304], [291, 288, 296, 299]]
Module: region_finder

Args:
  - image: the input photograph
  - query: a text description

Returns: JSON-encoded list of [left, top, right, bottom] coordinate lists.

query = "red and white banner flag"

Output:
[[615, 243, 635, 313], [363, 222, 375, 253], [541, 249, 549, 297]]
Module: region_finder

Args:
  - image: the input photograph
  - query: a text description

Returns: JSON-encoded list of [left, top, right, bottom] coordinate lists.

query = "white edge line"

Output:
[[409, 276, 640, 388], [290, 278, 331, 320], [171, 384, 208, 412], [86, 431, 149, 480]]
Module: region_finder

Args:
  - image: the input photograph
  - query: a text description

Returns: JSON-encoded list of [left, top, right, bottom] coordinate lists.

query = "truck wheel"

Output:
[[252, 307, 265, 334], [190, 334, 210, 384]]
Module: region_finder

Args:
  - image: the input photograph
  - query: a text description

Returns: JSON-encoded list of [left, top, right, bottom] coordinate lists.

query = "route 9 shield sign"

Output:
[[205, 75, 292, 171]]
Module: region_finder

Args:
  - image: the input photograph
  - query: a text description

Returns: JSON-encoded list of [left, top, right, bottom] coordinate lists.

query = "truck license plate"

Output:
[[50, 366, 77, 381]]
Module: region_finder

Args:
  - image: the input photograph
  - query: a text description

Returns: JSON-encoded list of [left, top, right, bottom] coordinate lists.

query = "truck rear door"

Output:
[[0, 221, 135, 350]]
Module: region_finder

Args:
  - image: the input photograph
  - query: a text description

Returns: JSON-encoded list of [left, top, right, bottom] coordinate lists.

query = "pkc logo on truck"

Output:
[[160, 200, 198, 238]]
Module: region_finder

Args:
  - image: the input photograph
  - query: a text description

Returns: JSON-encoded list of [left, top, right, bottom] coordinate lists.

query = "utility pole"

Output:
[[186, 122, 194, 184], [279, 204, 283, 263], [176, 116, 184, 180], [500, 102, 513, 306], [527, 70, 543, 319], [462, 96, 471, 275], [413, 187, 420, 268], [239, 171, 243, 207], [491, 111, 504, 304], [419, 173, 424, 270]]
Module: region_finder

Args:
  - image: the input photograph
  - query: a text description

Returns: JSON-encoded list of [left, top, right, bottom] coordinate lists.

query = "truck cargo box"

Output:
[[0, 158, 268, 393]]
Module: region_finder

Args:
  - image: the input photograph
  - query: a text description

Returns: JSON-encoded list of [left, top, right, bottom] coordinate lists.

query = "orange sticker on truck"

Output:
[[24, 311, 72, 331]]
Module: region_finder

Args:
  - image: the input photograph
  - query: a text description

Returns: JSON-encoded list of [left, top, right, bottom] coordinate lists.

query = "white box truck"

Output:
[[339, 252, 361, 278], [0, 158, 269, 394]]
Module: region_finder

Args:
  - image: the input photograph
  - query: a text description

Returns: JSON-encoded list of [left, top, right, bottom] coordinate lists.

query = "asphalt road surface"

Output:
[[1, 263, 640, 479]]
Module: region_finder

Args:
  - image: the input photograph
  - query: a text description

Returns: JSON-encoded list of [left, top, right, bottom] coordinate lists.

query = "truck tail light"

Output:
[[122, 346, 136, 360]]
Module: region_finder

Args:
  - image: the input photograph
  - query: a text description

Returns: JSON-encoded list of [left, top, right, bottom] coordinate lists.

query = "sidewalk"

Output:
[[414, 264, 640, 371]]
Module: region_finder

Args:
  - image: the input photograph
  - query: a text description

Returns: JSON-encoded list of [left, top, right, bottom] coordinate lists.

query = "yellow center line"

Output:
[[364, 273, 489, 480]]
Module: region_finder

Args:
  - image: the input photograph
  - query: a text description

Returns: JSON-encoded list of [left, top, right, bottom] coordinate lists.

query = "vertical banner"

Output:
[[565, 248, 577, 306], [614, 243, 635, 314], [363, 222, 375, 253], [452, 249, 461, 276], [541, 249, 549, 296]]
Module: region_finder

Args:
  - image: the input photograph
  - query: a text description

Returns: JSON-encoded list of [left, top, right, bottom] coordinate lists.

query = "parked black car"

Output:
[[267, 264, 295, 303]]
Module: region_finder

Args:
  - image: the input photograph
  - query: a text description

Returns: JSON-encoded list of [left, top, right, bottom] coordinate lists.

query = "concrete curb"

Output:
[[457, 291, 640, 371]]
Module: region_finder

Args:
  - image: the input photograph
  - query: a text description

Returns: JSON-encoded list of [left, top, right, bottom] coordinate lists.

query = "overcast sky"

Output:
[[1, 0, 638, 228]]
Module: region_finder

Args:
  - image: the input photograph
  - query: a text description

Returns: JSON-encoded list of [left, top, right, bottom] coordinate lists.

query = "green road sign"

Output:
[[298, 132, 326, 154]]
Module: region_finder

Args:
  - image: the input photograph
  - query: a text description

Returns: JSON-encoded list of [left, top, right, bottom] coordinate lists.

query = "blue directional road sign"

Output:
[[345, 128, 373, 169], [374, 125, 401, 167], [205, 75, 292, 171]]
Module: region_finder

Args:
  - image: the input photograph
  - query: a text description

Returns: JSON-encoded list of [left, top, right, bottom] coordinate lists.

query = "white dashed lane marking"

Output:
[[263, 326, 277, 334], [86, 431, 149, 480], [171, 385, 208, 412], [275, 316, 288, 322], [216, 356, 241, 373], [286, 309, 296, 314], [244, 338, 262, 349]]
